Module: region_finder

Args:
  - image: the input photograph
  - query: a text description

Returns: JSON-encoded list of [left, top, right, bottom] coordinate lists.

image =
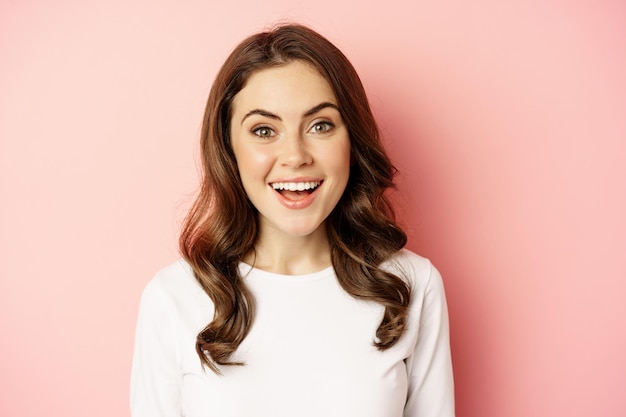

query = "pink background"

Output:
[[1, 1, 625, 416]]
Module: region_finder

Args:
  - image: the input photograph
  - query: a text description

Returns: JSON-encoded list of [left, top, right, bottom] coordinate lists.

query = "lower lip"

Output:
[[273, 185, 320, 209]]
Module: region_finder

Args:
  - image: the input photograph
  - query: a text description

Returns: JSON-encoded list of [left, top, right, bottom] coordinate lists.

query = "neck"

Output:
[[245, 226, 332, 275]]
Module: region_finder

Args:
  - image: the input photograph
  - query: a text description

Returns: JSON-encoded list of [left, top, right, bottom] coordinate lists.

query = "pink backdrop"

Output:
[[1, 1, 625, 416]]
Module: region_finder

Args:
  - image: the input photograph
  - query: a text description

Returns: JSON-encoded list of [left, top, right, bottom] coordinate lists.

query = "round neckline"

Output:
[[238, 262, 335, 282]]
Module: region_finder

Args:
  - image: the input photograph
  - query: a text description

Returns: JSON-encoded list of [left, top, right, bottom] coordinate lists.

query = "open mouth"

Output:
[[270, 181, 321, 201]]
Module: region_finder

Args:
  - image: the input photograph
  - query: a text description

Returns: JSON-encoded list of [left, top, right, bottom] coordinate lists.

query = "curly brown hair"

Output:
[[179, 23, 410, 374]]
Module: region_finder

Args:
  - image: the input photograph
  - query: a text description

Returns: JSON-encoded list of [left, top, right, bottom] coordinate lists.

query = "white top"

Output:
[[131, 249, 455, 417]]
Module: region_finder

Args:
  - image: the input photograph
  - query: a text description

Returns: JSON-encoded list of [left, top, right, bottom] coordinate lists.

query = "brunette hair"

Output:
[[180, 23, 410, 373]]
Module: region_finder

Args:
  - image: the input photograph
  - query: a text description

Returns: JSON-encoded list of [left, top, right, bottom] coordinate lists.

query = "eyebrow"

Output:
[[240, 102, 340, 125]]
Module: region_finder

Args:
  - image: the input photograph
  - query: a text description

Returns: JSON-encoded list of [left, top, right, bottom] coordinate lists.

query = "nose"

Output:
[[280, 135, 313, 168]]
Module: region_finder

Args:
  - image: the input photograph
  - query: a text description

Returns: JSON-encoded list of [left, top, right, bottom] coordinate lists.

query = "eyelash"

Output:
[[252, 126, 275, 138], [251, 121, 335, 138], [310, 121, 334, 134]]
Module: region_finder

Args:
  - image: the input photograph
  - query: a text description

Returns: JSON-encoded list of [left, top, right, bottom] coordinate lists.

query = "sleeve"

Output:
[[130, 277, 182, 417], [404, 263, 455, 417]]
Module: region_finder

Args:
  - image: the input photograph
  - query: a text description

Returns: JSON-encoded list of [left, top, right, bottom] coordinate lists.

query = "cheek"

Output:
[[235, 147, 273, 181], [329, 141, 352, 178]]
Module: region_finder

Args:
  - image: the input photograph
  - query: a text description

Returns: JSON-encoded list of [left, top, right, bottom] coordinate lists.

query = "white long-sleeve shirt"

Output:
[[131, 249, 455, 417]]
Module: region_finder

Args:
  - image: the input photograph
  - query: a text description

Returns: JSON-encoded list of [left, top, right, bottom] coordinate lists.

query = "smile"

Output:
[[269, 180, 322, 208], [270, 181, 321, 191]]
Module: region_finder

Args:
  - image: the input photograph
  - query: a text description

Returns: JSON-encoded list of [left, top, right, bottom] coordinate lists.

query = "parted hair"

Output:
[[179, 23, 411, 373]]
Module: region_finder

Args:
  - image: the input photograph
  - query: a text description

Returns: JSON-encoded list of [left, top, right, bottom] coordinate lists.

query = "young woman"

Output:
[[131, 24, 455, 417]]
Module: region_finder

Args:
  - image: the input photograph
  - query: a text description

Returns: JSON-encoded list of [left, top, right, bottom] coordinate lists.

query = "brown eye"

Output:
[[310, 121, 333, 134], [253, 126, 274, 138]]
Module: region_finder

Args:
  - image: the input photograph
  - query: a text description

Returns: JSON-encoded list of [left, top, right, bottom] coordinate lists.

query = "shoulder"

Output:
[[140, 259, 208, 310], [381, 249, 443, 294]]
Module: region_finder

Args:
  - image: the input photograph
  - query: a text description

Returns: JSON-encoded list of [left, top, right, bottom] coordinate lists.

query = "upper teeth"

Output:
[[271, 181, 321, 191]]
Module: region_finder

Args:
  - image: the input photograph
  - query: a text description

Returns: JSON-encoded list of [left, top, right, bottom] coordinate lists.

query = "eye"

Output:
[[252, 126, 275, 138], [309, 121, 334, 134]]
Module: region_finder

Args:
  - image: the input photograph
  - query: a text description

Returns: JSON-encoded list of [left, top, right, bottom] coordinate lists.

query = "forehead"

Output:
[[232, 61, 337, 115]]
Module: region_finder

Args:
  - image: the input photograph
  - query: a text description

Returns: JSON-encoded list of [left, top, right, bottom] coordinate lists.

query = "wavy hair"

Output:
[[179, 23, 410, 373]]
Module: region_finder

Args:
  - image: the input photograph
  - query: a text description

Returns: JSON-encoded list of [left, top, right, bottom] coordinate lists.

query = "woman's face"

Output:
[[230, 61, 351, 240]]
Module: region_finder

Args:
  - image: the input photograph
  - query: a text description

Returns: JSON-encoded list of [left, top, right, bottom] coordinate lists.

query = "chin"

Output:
[[275, 220, 326, 238], [282, 226, 321, 238]]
